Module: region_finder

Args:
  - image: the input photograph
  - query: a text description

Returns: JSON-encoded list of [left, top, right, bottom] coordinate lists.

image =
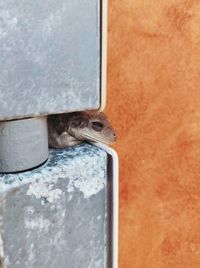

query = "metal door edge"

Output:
[[94, 143, 119, 268], [99, 0, 107, 111]]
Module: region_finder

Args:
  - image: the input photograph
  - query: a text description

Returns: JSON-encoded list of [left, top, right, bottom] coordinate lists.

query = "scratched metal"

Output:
[[0, 0, 100, 120], [0, 144, 108, 268]]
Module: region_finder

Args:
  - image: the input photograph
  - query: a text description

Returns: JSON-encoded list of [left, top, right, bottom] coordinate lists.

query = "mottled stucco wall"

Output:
[[106, 0, 200, 267]]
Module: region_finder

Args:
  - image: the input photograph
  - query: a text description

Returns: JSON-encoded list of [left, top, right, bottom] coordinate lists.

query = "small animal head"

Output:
[[67, 111, 116, 144]]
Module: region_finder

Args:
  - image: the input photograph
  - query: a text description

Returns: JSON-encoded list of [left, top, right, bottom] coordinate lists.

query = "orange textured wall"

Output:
[[106, 0, 200, 267]]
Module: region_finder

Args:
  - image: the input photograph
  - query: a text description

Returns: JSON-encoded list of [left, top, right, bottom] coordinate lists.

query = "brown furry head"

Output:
[[67, 111, 117, 144]]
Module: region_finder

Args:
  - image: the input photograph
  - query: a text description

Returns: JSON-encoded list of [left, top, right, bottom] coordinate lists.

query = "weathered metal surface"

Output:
[[0, 144, 108, 268], [0, 0, 101, 120]]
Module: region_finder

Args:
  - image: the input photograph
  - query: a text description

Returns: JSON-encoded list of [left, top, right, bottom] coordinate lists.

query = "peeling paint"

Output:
[[66, 154, 106, 198], [0, 144, 107, 199], [0, 144, 108, 267], [27, 182, 63, 204], [25, 216, 51, 233]]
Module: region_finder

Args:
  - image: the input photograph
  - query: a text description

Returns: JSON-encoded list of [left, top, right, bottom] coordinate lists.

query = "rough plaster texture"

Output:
[[0, 144, 108, 268], [0, 0, 100, 120], [106, 0, 200, 267]]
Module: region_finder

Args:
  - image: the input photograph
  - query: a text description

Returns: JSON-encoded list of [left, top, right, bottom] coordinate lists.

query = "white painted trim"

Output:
[[94, 143, 119, 268], [99, 0, 108, 111]]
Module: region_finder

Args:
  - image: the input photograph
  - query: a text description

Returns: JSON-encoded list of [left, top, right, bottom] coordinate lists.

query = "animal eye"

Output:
[[92, 121, 104, 132]]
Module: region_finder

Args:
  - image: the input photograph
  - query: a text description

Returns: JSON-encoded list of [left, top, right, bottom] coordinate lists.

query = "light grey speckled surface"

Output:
[[0, 0, 101, 120], [0, 144, 108, 268]]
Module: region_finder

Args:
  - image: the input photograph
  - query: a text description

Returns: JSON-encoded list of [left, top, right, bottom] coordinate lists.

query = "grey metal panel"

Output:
[[0, 0, 101, 120], [0, 144, 108, 268]]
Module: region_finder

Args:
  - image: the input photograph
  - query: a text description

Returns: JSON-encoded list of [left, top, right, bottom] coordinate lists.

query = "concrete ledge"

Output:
[[0, 144, 108, 268]]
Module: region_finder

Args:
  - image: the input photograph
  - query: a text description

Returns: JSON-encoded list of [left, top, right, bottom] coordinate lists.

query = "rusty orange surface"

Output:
[[106, 0, 200, 267]]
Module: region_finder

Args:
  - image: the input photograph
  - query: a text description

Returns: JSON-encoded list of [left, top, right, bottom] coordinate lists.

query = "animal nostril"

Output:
[[113, 133, 116, 137]]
